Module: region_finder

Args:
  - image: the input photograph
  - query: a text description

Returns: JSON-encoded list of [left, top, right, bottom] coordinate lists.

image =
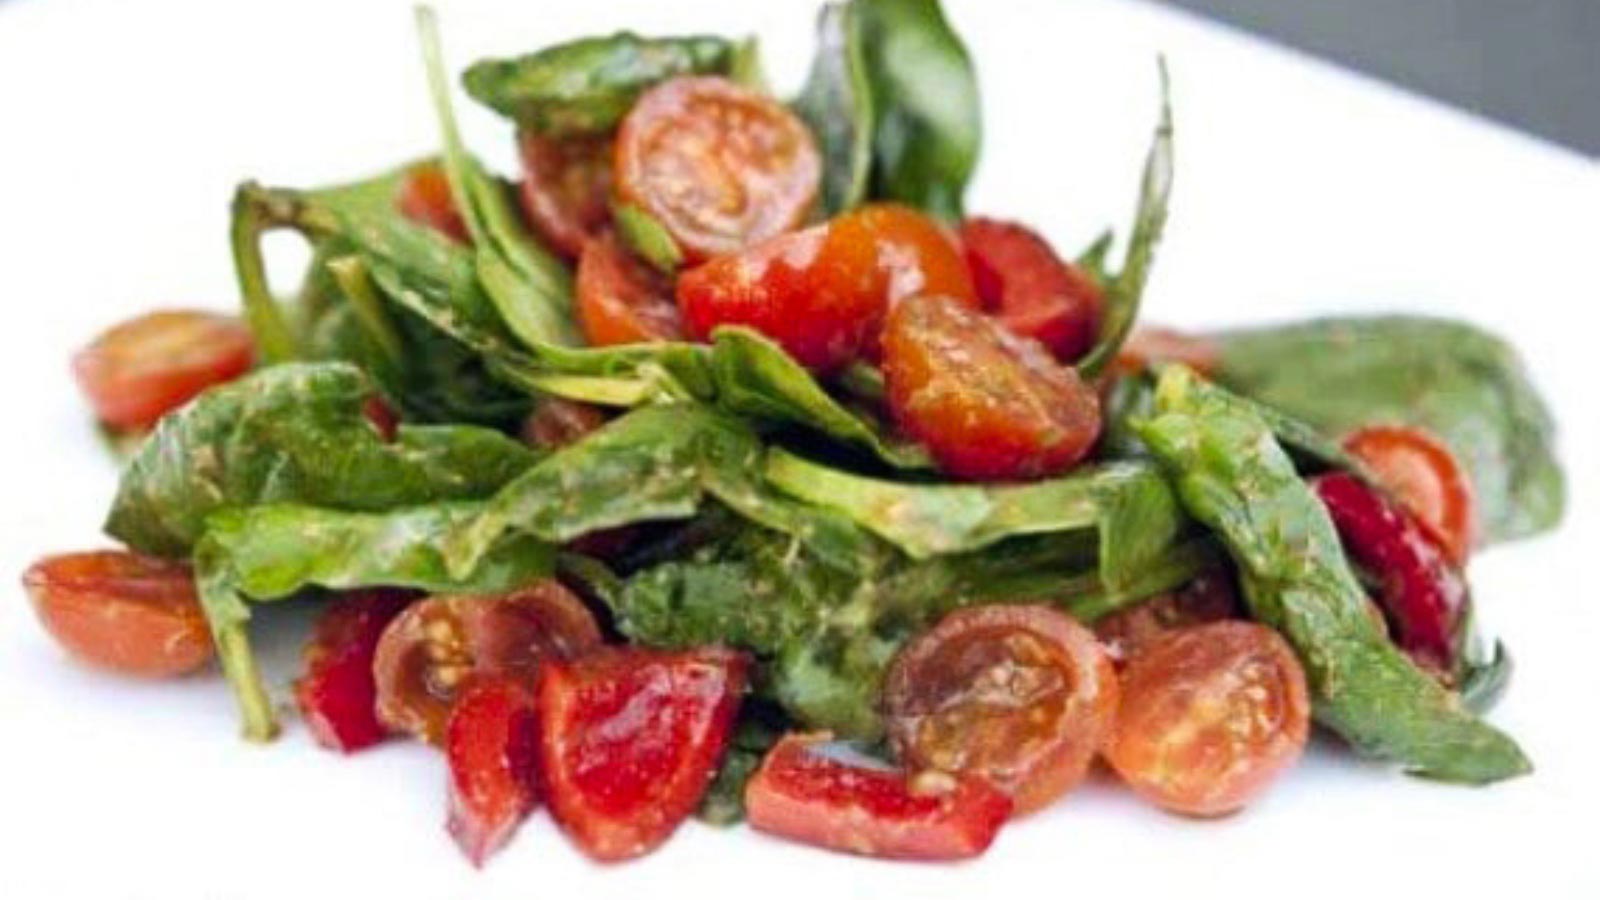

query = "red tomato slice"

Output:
[[1093, 569, 1239, 666], [616, 76, 820, 262], [1343, 424, 1476, 564], [537, 646, 748, 862], [1110, 325, 1221, 379], [745, 734, 1012, 861], [372, 582, 602, 745], [520, 397, 609, 450], [397, 161, 470, 243], [575, 234, 683, 346], [23, 551, 212, 678], [294, 590, 415, 753], [1105, 621, 1309, 817], [882, 293, 1102, 480], [885, 605, 1119, 815], [446, 676, 541, 867], [72, 310, 255, 432], [517, 132, 613, 260], [961, 217, 1103, 362]]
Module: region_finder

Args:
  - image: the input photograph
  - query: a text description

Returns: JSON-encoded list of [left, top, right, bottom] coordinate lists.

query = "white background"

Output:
[[0, 0, 1596, 897]]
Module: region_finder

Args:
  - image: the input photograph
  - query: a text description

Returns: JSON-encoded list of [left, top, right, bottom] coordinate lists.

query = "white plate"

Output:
[[1, 1, 1595, 897]]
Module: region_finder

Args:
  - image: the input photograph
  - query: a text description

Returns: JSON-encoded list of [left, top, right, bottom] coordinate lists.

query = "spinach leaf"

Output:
[[1214, 315, 1564, 544], [855, 0, 980, 221], [793, 2, 875, 216], [195, 502, 555, 740], [1133, 366, 1530, 784], [461, 32, 733, 136], [105, 363, 536, 557]]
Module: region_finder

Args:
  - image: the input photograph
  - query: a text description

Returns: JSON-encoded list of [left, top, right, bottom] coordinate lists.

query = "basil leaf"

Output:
[[1133, 366, 1530, 784], [461, 32, 733, 136], [1214, 315, 1565, 544], [793, 2, 874, 216]]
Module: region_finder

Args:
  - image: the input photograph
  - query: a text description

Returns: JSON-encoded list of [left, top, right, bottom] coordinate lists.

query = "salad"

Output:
[[23, 0, 1565, 867]]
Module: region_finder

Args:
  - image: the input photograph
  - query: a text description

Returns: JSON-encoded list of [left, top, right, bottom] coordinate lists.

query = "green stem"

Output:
[[215, 619, 280, 743], [327, 255, 407, 367], [229, 184, 302, 364]]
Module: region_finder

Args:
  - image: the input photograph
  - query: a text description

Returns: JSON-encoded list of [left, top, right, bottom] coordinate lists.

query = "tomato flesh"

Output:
[[1106, 621, 1309, 817], [1343, 424, 1476, 564], [1111, 325, 1222, 379], [372, 582, 602, 745], [1313, 472, 1468, 677], [885, 605, 1118, 815], [517, 131, 613, 260], [446, 676, 541, 867], [537, 646, 747, 862], [73, 310, 255, 432], [397, 161, 469, 243], [294, 590, 414, 753], [1093, 569, 1239, 666], [745, 734, 1012, 860], [575, 235, 683, 346], [616, 76, 820, 263], [883, 293, 1102, 480], [23, 551, 212, 678], [961, 217, 1102, 362]]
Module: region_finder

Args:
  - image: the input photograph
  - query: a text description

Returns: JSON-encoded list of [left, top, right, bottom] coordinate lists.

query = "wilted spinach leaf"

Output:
[[793, 2, 874, 216]]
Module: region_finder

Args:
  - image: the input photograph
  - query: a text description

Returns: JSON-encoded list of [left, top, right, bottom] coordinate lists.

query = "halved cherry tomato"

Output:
[[745, 733, 1012, 861], [372, 582, 602, 745], [446, 675, 541, 867], [885, 605, 1118, 815], [1313, 472, 1468, 677], [883, 293, 1102, 480], [616, 76, 820, 262], [362, 396, 401, 442], [537, 646, 747, 862], [961, 217, 1103, 362], [1111, 325, 1221, 379], [1343, 424, 1476, 564], [1105, 621, 1309, 817], [520, 397, 609, 450], [676, 204, 975, 373], [1093, 569, 1239, 665], [72, 310, 255, 431], [396, 161, 469, 243], [517, 131, 613, 260], [23, 551, 212, 678], [294, 590, 414, 753], [575, 234, 683, 346]]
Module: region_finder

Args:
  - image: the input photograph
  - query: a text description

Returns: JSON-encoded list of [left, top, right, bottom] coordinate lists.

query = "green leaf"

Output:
[[461, 32, 734, 136], [1214, 315, 1565, 544], [1133, 366, 1530, 784], [104, 363, 537, 557], [196, 502, 555, 740], [793, 2, 874, 216]]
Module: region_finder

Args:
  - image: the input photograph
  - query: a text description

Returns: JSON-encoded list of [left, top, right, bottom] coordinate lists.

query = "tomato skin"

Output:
[[73, 310, 255, 431], [575, 235, 683, 346], [23, 551, 212, 678], [1343, 425, 1476, 564], [446, 676, 541, 867], [372, 582, 602, 745], [517, 131, 613, 260], [537, 646, 748, 862], [1111, 326, 1221, 379], [1106, 621, 1309, 817], [1093, 569, 1239, 666], [397, 161, 469, 243], [293, 590, 414, 753], [1313, 472, 1468, 677], [745, 734, 1012, 861], [885, 605, 1119, 815], [883, 294, 1102, 480], [616, 76, 820, 262], [960, 217, 1103, 362], [520, 397, 609, 450]]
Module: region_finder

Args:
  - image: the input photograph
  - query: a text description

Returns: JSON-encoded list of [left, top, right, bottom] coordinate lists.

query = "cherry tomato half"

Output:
[[294, 590, 414, 753], [885, 605, 1119, 815], [745, 733, 1012, 861], [23, 551, 212, 678], [616, 76, 820, 262], [72, 310, 255, 432], [1111, 325, 1221, 379], [1343, 424, 1476, 564], [883, 293, 1103, 480], [446, 675, 541, 867], [517, 131, 613, 260], [520, 397, 610, 451], [396, 161, 470, 243], [537, 646, 748, 862], [1093, 569, 1239, 666], [1105, 621, 1310, 817], [961, 217, 1103, 362], [575, 234, 683, 346], [372, 581, 602, 745]]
